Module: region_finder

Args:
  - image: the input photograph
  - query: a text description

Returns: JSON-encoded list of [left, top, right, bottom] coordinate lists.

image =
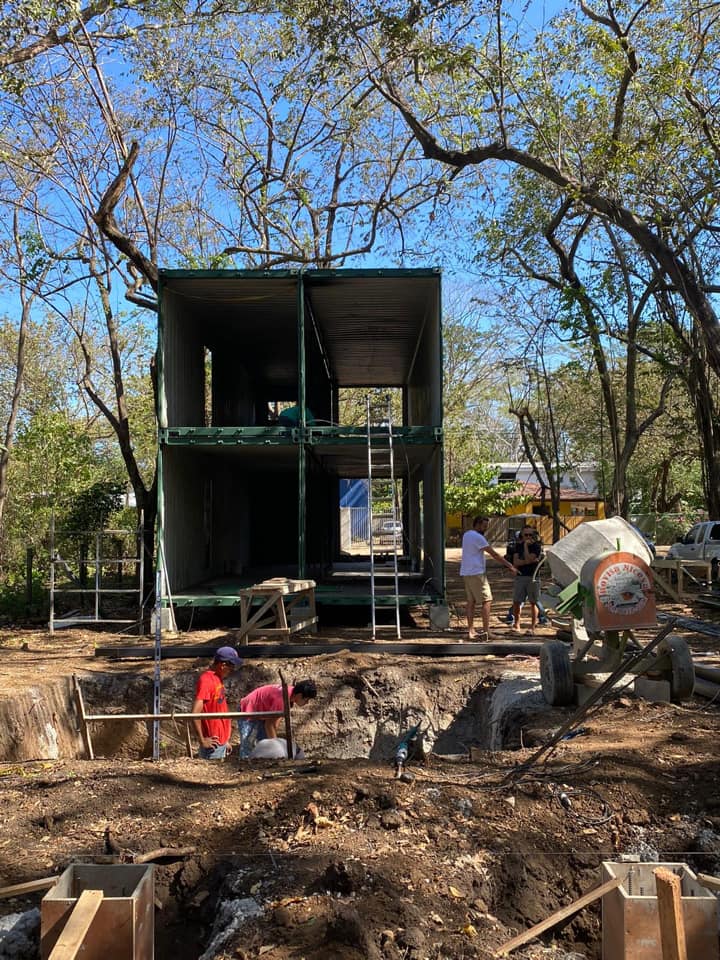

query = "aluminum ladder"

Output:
[[366, 394, 402, 639]]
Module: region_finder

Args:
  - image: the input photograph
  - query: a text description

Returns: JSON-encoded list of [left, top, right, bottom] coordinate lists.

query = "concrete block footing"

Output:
[[634, 677, 671, 703], [574, 683, 599, 706], [429, 604, 450, 629]]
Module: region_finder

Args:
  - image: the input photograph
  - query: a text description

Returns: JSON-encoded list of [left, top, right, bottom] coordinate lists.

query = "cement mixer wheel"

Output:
[[540, 641, 574, 706], [657, 635, 695, 702]]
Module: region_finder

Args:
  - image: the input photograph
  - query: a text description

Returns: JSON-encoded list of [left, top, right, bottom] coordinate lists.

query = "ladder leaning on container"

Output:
[[366, 394, 402, 640]]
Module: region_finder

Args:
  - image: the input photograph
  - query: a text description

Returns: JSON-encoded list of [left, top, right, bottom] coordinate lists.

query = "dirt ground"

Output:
[[1, 551, 720, 959]]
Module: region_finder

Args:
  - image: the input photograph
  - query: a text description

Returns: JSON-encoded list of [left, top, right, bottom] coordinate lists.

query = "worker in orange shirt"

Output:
[[191, 646, 243, 759]]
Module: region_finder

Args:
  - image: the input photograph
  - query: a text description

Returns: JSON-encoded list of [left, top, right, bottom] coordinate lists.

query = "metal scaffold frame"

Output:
[[48, 511, 145, 633]]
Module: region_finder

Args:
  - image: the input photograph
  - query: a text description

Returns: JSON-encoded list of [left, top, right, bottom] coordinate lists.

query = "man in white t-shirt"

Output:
[[460, 516, 517, 640]]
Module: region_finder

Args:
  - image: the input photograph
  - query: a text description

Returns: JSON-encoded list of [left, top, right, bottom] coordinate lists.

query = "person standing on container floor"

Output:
[[460, 516, 517, 640]]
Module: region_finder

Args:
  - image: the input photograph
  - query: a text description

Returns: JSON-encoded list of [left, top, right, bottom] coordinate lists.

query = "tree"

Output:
[[480, 195, 678, 517], [445, 462, 524, 517], [0, 5, 461, 599], [0, 209, 40, 531], [442, 292, 513, 481], [295, 1, 720, 380]]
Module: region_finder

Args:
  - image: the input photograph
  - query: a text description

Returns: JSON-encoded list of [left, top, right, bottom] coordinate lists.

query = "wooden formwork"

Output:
[[41, 864, 154, 960], [601, 861, 718, 960]]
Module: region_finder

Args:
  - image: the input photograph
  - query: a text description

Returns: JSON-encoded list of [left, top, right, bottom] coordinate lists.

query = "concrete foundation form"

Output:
[[41, 864, 154, 960], [601, 860, 719, 959]]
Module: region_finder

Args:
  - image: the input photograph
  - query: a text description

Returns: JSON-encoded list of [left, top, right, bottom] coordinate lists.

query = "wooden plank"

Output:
[[697, 872, 720, 890], [72, 675, 94, 760], [47, 888, 103, 960], [495, 876, 622, 955], [654, 867, 688, 960], [653, 573, 683, 603], [252, 578, 315, 593], [0, 876, 58, 899], [237, 590, 283, 641]]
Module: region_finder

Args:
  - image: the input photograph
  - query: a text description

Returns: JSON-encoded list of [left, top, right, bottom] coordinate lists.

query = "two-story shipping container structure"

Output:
[[156, 268, 444, 619]]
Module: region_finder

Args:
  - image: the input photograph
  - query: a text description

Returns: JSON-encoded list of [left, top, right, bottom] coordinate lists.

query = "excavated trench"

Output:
[[13, 661, 711, 960], [3, 661, 719, 960], [73, 661, 552, 761], [0, 659, 567, 960], [73, 662, 558, 960]]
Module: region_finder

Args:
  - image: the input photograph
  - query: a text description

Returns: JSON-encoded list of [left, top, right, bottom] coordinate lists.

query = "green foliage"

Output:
[[63, 481, 125, 534], [0, 565, 47, 619], [0, 409, 128, 611], [445, 463, 526, 516]]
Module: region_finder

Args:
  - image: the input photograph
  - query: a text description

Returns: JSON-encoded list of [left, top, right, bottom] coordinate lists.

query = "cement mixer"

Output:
[[539, 517, 695, 706]]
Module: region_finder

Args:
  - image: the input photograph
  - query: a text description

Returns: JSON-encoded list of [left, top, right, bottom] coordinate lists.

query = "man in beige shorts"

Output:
[[460, 516, 517, 640]]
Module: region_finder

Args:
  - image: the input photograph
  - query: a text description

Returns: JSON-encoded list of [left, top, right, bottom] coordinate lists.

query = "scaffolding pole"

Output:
[[48, 513, 145, 633]]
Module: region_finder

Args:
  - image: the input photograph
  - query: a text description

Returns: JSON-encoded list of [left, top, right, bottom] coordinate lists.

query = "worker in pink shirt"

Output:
[[238, 679, 317, 758]]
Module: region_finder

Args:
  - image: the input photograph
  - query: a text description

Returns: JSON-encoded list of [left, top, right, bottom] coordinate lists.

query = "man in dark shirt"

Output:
[[511, 526, 543, 634]]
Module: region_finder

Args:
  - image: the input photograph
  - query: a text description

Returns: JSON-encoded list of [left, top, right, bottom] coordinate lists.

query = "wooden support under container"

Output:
[[236, 578, 317, 644]]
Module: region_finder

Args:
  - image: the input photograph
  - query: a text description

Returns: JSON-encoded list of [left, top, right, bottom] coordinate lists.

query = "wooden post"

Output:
[[279, 670, 294, 760], [47, 888, 103, 960], [26, 547, 34, 610], [655, 867, 688, 960], [72, 675, 94, 760]]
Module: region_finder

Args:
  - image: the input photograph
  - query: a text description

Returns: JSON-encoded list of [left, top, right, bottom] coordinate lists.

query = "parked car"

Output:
[[667, 520, 720, 578], [380, 520, 403, 536]]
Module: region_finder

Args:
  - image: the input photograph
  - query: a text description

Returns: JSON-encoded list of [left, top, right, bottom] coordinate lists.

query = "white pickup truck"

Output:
[[667, 520, 720, 576]]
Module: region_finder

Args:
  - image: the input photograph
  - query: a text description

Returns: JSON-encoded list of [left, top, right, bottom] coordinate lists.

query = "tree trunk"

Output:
[[0, 260, 31, 532], [686, 344, 720, 518], [134, 476, 157, 625], [512, 405, 563, 542]]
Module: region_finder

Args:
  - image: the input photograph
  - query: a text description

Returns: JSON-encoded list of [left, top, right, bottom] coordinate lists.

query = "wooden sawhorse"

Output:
[[237, 578, 317, 644], [652, 558, 713, 602]]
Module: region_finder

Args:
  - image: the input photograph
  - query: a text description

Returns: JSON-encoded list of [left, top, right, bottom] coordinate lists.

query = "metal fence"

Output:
[[453, 512, 704, 548], [340, 507, 399, 548]]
